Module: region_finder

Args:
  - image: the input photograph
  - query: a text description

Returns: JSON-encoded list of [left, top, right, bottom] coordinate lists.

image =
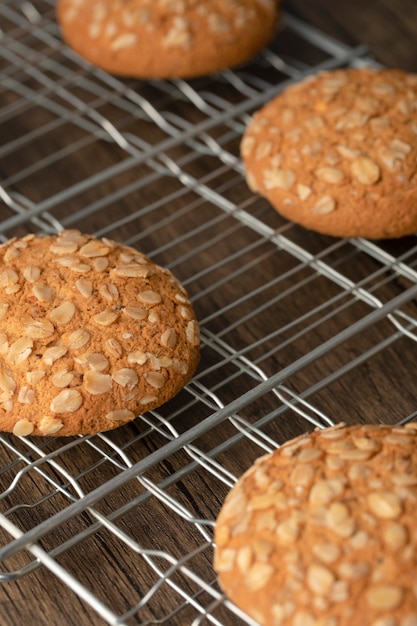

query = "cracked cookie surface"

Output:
[[56, 0, 280, 79], [0, 231, 200, 436], [242, 68, 417, 239]]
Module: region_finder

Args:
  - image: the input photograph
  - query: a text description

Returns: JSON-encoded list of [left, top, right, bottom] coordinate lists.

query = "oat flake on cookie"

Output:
[[242, 67, 417, 239], [56, 0, 280, 79], [215, 422, 417, 625], [0, 231, 200, 437]]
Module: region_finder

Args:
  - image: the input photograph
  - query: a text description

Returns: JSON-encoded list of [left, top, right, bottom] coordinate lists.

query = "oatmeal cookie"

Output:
[[56, 0, 280, 80], [215, 422, 417, 625], [241, 68, 417, 239], [0, 231, 200, 437]]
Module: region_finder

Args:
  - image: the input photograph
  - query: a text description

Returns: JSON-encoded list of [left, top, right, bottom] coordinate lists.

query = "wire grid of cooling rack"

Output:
[[1, 1, 417, 625]]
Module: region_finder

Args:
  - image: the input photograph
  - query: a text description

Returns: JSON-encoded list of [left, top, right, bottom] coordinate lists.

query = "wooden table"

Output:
[[290, 0, 417, 71], [0, 1, 416, 625]]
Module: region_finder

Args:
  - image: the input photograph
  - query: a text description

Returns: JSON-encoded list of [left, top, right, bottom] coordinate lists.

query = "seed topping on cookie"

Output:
[[56, 0, 280, 79], [214, 422, 417, 625], [0, 231, 200, 437], [242, 68, 417, 239]]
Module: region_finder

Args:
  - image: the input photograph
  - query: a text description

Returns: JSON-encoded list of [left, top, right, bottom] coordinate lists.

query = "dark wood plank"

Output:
[[1, 2, 416, 625], [285, 0, 417, 69]]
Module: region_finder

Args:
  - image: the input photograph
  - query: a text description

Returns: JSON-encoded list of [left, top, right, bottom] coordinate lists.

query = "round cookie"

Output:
[[56, 0, 280, 80], [0, 231, 200, 437], [241, 67, 417, 239], [214, 422, 417, 626]]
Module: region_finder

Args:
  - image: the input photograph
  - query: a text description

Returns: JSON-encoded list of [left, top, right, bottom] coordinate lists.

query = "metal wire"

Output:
[[1, 2, 417, 625]]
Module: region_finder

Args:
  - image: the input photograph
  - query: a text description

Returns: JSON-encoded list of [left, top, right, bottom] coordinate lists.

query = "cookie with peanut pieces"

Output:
[[241, 67, 417, 239], [56, 0, 280, 80], [215, 422, 417, 626], [0, 231, 200, 437]]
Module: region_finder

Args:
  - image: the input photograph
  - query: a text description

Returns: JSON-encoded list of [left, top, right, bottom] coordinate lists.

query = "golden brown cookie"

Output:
[[241, 67, 417, 239], [0, 231, 200, 437], [214, 422, 417, 625], [56, 0, 280, 80]]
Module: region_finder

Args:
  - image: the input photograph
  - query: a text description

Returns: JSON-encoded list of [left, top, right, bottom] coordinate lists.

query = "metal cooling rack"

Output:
[[1, 1, 417, 625]]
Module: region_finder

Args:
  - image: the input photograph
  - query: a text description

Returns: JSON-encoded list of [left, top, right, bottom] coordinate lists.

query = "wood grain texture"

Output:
[[0, 2, 416, 625], [285, 0, 417, 70]]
